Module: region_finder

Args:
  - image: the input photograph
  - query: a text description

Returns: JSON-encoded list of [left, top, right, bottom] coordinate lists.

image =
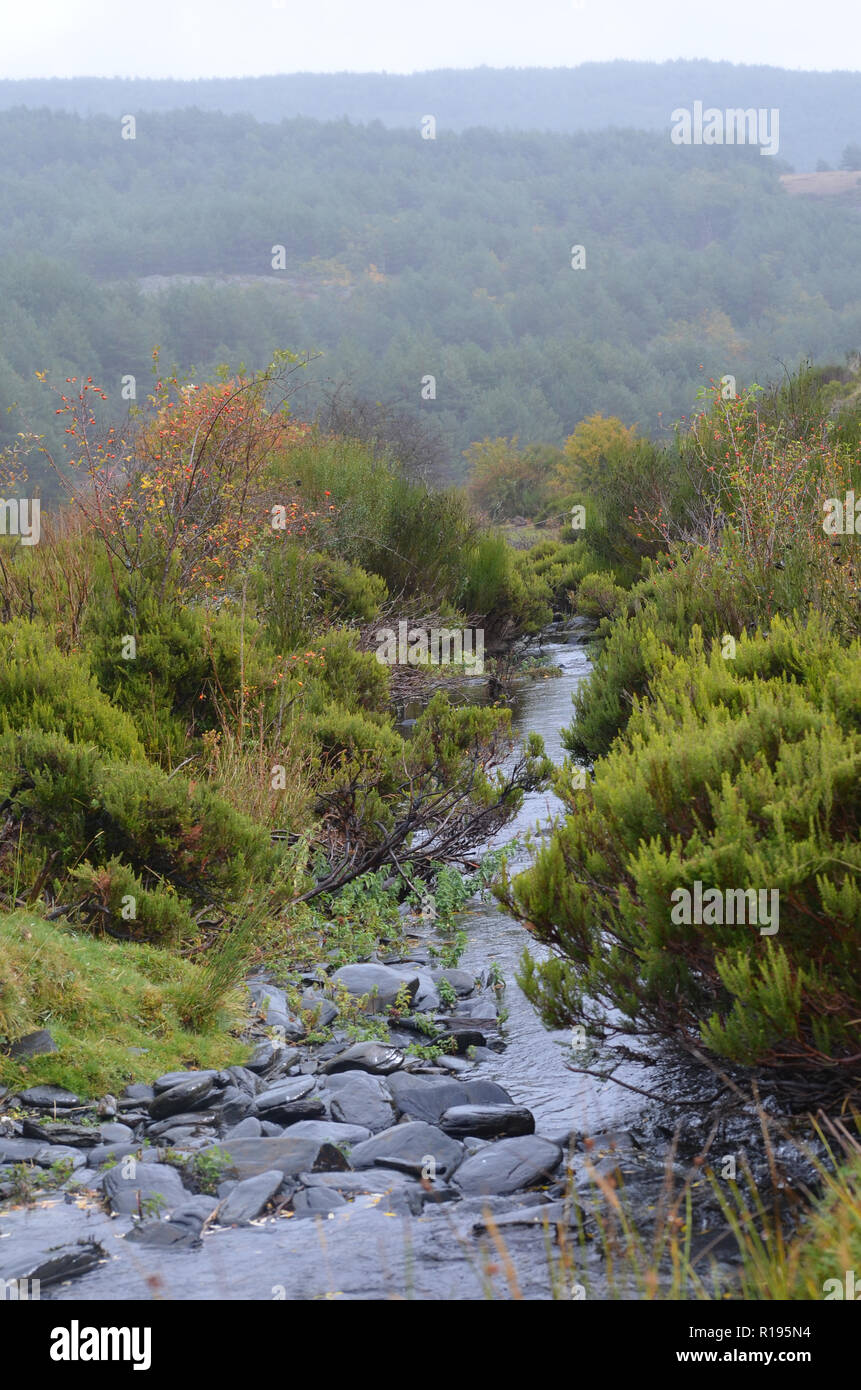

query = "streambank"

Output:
[[0, 626, 826, 1300]]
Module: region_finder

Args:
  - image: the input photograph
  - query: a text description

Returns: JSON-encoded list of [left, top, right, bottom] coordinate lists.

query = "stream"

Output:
[[452, 630, 644, 1137], [0, 627, 784, 1300]]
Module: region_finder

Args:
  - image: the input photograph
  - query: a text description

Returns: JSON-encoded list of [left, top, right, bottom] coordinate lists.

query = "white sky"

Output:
[[0, 0, 858, 77]]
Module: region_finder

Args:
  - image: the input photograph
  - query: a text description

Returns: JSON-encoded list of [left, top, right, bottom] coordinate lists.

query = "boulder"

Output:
[[329, 964, 419, 1014], [216, 1170, 284, 1225], [438, 1105, 535, 1139], [103, 1162, 188, 1215], [452, 1136, 562, 1196], [326, 1072, 397, 1133], [349, 1120, 463, 1180]]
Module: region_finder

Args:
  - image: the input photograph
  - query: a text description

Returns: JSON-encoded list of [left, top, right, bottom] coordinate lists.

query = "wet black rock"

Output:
[[119, 1084, 154, 1106], [329, 964, 419, 1014], [429, 969, 476, 996], [103, 1162, 188, 1215], [153, 1070, 220, 1094], [246, 1041, 300, 1075], [439, 1104, 535, 1139], [17, 1085, 80, 1109], [326, 1072, 397, 1133], [208, 1085, 252, 1128], [349, 1120, 463, 1179], [452, 1136, 562, 1196], [148, 1076, 214, 1120], [435, 1023, 488, 1052], [3, 1240, 105, 1287], [323, 1041, 404, 1076], [283, 1120, 371, 1145], [213, 1136, 350, 1181], [216, 1169, 284, 1225], [7, 1029, 58, 1059], [387, 1074, 512, 1125], [263, 1097, 327, 1126], [250, 1076, 316, 1119]]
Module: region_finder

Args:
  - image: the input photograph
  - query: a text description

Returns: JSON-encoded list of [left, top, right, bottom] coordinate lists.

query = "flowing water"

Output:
[[401, 629, 646, 1138]]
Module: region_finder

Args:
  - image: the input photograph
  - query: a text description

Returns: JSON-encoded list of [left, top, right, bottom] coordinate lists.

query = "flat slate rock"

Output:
[[298, 1168, 418, 1196], [3, 1239, 105, 1287], [87, 1142, 146, 1168], [325, 1071, 396, 1132], [216, 1169, 284, 1225], [224, 1117, 263, 1140], [429, 969, 476, 996], [17, 1086, 80, 1109], [148, 1077, 214, 1120], [7, 1029, 58, 1059], [282, 1120, 372, 1146], [439, 1104, 535, 1139], [323, 1042, 404, 1076], [452, 1136, 562, 1196], [251, 1076, 316, 1115], [215, 1136, 350, 1181], [102, 1162, 188, 1215], [292, 1187, 347, 1216], [0, 1137, 50, 1163], [152, 1070, 221, 1094], [471, 1198, 581, 1232], [349, 1120, 463, 1179], [387, 1074, 513, 1125], [125, 1216, 203, 1248], [146, 1111, 219, 1138], [329, 964, 419, 1013]]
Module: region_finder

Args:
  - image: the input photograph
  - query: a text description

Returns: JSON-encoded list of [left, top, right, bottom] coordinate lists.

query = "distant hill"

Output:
[[2, 104, 861, 486], [1, 62, 860, 170]]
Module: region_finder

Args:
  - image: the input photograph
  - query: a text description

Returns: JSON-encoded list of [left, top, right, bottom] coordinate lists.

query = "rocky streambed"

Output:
[[0, 629, 825, 1300]]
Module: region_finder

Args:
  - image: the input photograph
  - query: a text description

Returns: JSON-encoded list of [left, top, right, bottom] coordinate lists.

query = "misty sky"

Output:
[[1, 0, 859, 78]]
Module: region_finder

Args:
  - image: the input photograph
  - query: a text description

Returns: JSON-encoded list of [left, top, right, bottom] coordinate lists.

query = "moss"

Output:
[[0, 910, 249, 1095]]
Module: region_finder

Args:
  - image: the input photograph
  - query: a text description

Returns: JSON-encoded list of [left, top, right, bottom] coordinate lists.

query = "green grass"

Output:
[[0, 910, 249, 1096]]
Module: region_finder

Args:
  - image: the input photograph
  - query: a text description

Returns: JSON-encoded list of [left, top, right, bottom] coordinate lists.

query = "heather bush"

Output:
[[502, 616, 861, 1073]]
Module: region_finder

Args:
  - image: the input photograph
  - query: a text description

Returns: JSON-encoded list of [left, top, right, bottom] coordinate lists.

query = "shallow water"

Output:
[[453, 633, 645, 1136]]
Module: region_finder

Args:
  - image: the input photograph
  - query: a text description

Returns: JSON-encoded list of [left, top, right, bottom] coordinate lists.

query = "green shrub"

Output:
[[0, 620, 143, 760], [251, 544, 387, 650], [502, 616, 861, 1075], [0, 729, 280, 938], [85, 588, 268, 763], [304, 629, 391, 721], [574, 571, 628, 621]]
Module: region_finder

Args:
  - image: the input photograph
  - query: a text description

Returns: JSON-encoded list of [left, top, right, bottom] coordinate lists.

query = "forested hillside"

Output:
[[2, 107, 861, 487], [1, 61, 860, 168]]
